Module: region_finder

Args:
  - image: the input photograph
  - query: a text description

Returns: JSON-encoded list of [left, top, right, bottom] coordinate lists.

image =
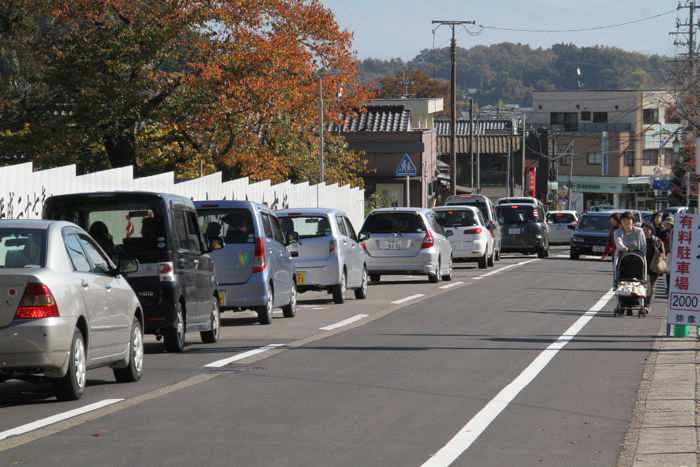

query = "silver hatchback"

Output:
[[276, 208, 368, 304], [359, 208, 453, 283], [0, 220, 144, 401]]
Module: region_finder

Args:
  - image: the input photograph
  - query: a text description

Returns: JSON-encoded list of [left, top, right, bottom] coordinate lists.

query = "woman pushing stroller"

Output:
[[613, 212, 648, 316]]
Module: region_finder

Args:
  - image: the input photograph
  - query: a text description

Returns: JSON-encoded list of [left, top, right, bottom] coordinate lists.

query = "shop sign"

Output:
[[667, 213, 700, 325]]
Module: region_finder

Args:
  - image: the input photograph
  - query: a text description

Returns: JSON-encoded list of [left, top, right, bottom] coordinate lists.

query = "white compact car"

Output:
[[434, 206, 495, 269], [546, 210, 579, 244]]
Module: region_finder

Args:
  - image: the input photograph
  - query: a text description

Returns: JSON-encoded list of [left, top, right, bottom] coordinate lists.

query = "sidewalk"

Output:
[[619, 325, 699, 467]]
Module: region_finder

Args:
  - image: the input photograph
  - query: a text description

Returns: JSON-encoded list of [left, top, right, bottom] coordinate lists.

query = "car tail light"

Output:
[[252, 237, 266, 273], [329, 239, 336, 255], [464, 227, 482, 235], [159, 262, 176, 282], [15, 283, 59, 319], [421, 231, 434, 249]]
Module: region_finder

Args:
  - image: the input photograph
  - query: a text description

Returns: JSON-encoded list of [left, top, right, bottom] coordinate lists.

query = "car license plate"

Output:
[[385, 239, 401, 249], [509, 228, 521, 235], [295, 272, 305, 285], [593, 246, 605, 253], [217, 291, 225, 306]]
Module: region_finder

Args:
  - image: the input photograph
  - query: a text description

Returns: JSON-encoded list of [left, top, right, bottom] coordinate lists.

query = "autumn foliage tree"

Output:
[[374, 69, 451, 115], [0, 0, 369, 186]]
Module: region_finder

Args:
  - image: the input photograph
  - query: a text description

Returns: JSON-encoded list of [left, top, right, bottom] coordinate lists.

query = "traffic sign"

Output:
[[395, 153, 417, 177]]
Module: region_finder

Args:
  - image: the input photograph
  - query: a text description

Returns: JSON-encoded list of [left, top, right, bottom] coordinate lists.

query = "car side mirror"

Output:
[[358, 232, 369, 242], [445, 230, 454, 237], [118, 258, 139, 274], [285, 231, 299, 245]]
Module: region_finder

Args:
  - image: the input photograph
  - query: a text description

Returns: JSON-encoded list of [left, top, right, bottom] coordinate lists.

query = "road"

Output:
[[0, 247, 662, 466]]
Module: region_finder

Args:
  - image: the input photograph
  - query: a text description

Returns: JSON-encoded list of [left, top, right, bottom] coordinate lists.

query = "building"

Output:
[[332, 99, 443, 208], [531, 90, 681, 210]]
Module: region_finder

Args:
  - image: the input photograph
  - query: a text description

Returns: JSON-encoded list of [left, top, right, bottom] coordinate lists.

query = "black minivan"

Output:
[[43, 192, 220, 352], [497, 203, 550, 258]]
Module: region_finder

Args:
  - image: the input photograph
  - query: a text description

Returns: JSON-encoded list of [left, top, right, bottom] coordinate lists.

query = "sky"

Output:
[[319, 0, 681, 60]]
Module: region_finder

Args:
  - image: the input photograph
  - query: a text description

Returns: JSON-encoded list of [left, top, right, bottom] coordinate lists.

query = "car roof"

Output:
[[0, 219, 81, 232], [497, 202, 537, 207], [48, 191, 192, 204], [369, 207, 430, 214], [548, 210, 577, 214], [194, 200, 269, 211], [434, 205, 479, 212], [581, 212, 610, 216], [276, 208, 346, 217]]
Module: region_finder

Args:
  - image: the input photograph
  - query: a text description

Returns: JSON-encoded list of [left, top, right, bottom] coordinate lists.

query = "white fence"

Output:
[[0, 162, 366, 230]]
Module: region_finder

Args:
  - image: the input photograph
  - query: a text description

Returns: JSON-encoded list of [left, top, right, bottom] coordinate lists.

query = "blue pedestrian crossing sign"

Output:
[[395, 153, 417, 177]]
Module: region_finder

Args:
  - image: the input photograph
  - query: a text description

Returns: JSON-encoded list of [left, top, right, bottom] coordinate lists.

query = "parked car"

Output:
[[276, 208, 367, 304], [434, 205, 495, 269], [546, 210, 579, 244], [43, 192, 220, 353], [569, 212, 610, 260], [640, 210, 654, 224], [359, 208, 452, 283], [603, 209, 642, 226], [195, 200, 296, 325], [497, 203, 550, 258], [0, 220, 144, 401], [444, 194, 501, 260]]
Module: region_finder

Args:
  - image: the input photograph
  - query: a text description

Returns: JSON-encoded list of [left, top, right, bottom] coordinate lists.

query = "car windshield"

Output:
[[0, 229, 46, 268], [197, 208, 255, 245], [44, 196, 166, 263], [578, 216, 610, 231], [361, 213, 425, 234], [547, 213, 576, 224], [497, 205, 537, 224], [278, 216, 331, 239], [435, 210, 478, 227]]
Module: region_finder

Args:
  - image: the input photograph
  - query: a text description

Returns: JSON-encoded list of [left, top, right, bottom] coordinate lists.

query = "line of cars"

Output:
[[0, 190, 557, 401]]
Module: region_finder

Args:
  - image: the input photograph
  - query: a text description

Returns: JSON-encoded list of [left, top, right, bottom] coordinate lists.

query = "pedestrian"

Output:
[[602, 212, 621, 286], [614, 210, 647, 273], [653, 211, 667, 240], [662, 215, 674, 292], [642, 222, 665, 313]]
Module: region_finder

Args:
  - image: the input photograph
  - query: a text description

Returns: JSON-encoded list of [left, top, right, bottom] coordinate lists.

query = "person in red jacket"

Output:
[[601, 213, 621, 286]]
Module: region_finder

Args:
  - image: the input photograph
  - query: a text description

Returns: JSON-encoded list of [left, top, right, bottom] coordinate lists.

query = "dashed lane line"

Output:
[[204, 344, 286, 368], [319, 314, 369, 331], [473, 259, 539, 280], [391, 294, 425, 305], [439, 281, 464, 289]]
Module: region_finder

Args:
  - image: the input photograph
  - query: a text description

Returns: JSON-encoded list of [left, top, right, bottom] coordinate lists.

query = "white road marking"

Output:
[[0, 399, 124, 441], [553, 254, 568, 258], [474, 259, 539, 280], [391, 294, 425, 304], [421, 289, 615, 467], [204, 344, 286, 368], [312, 307, 325, 310], [319, 314, 368, 331], [439, 281, 464, 289]]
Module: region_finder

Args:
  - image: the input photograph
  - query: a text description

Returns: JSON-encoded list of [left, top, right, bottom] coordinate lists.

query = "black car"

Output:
[[496, 203, 550, 258], [569, 213, 610, 260], [43, 191, 220, 352]]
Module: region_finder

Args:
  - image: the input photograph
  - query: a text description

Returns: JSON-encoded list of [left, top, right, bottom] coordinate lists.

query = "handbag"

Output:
[[650, 239, 668, 274]]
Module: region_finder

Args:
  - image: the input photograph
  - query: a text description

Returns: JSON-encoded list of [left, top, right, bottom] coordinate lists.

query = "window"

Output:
[[64, 234, 91, 273], [174, 209, 189, 251], [427, 213, 444, 234], [185, 211, 203, 254], [580, 111, 591, 121], [261, 213, 274, 239], [343, 218, 357, 241], [546, 212, 577, 224], [435, 209, 478, 227], [279, 216, 332, 239], [197, 208, 254, 245], [550, 112, 578, 131], [593, 112, 608, 123], [335, 216, 348, 236], [269, 216, 285, 244], [361, 213, 426, 234], [643, 109, 659, 124], [587, 152, 602, 165], [643, 149, 659, 166], [624, 151, 634, 167], [78, 235, 112, 275]]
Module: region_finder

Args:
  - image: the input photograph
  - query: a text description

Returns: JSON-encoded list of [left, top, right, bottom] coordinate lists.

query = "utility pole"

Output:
[[432, 20, 476, 196], [469, 98, 474, 191], [319, 76, 325, 185], [521, 114, 526, 196]]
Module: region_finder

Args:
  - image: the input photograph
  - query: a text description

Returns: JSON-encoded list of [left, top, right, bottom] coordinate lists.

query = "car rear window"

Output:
[[547, 213, 576, 224], [361, 213, 426, 234], [446, 198, 489, 220], [578, 216, 610, 231], [0, 229, 46, 268], [497, 205, 538, 224], [435, 210, 478, 227], [278, 216, 331, 239], [197, 208, 255, 244]]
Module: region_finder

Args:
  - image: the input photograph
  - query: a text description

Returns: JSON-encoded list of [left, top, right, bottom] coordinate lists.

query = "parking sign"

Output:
[[667, 213, 700, 325]]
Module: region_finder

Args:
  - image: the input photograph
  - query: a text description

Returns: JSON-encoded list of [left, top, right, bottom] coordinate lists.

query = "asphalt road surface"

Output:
[[0, 247, 663, 466]]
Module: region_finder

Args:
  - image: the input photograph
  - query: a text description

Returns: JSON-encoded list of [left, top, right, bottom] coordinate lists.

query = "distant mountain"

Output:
[[360, 42, 669, 106]]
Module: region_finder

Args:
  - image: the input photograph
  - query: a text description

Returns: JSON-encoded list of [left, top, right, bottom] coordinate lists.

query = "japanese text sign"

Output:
[[667, 213, 700, 326]]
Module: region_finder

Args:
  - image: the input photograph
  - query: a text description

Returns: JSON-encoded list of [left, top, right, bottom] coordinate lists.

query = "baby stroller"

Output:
[[614, 251, 647, 317]]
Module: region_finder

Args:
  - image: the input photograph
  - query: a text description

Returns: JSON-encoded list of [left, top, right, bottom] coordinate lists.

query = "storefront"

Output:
[[557, 175, 653, 211]]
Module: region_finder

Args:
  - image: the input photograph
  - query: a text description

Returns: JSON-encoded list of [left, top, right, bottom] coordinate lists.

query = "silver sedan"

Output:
[[0, 220, 144, 401]]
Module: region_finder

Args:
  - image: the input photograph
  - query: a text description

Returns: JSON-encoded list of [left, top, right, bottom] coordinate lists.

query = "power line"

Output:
[[477, 8, 676, 34]]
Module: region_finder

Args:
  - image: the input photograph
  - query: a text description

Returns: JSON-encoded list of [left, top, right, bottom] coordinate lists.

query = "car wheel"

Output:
[[332, 271, 347, 304], [487, 247, 495, 267], [495, 248, 501, 261], [200, 299, 221, 343], [570, 251, 580, 260], [53, 328, 87, 401], [478, 252, 488, 269], [282, 282, 297, 317], [164, 303, 186, 353], [369, 274, 381, 283], [429, 258, 441, 283], [537, 248, 547, 259], [114, 317, 144, 383], [257, 284, 273, 325], [441, 258, 453, 281], [354, 267, 368, 299]]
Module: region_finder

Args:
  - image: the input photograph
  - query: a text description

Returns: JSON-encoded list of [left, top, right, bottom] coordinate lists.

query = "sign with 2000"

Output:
[[667, 213, 700, 326]]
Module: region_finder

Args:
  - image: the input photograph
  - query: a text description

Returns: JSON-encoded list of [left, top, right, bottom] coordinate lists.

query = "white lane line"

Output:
[[421, 289, 615, 467], [553, 254, 568, 258], [319, 314, 368, 331], [439, 281, 464, 290], [0, 399, 124, 441], [473, 259, 539, 280], [312, 307, 325, 310], [204, 344, 286, 368], [391, 294, 425, 305]]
